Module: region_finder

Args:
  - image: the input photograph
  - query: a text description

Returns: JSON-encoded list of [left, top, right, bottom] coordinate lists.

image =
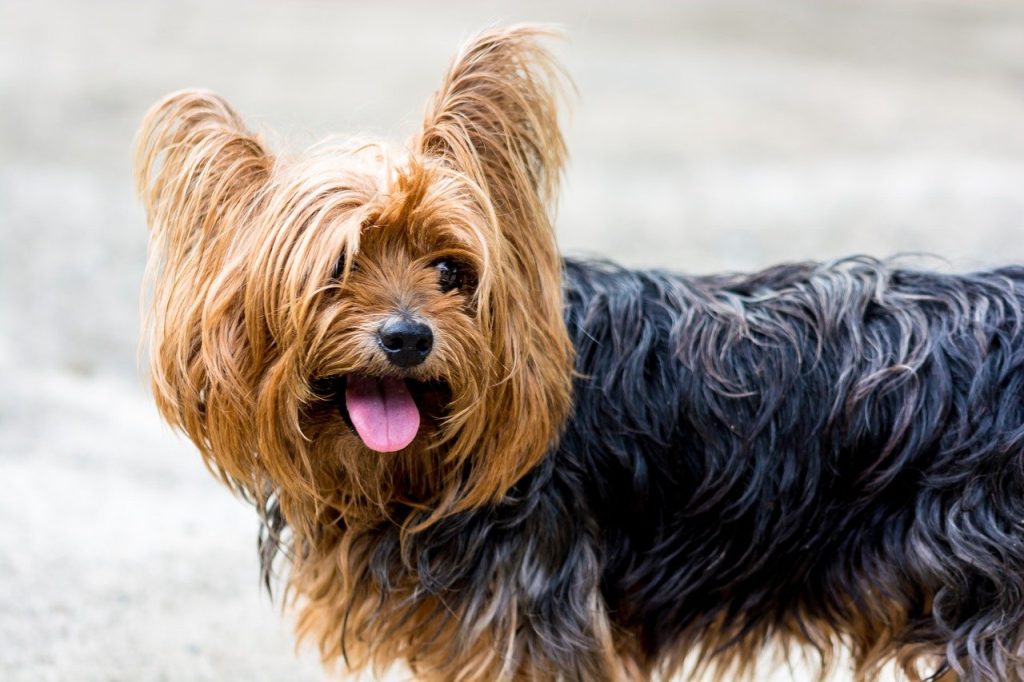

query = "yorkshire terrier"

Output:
[[136, 25, 1024, 682]]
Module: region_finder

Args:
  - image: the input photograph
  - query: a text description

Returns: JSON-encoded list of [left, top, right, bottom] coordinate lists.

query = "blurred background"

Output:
[[2, 1, 1024, 680]]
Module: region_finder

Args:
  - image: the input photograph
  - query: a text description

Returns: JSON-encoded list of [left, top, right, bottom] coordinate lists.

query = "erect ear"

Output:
[[415, 26, 575, 509], [135, 89, 272, 258], [416, 24, 568, 228], [135, 90, 273, 496]]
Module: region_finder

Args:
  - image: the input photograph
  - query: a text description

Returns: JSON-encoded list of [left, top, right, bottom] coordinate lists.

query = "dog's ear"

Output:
[[135, 91, 273, 496], [416, 26, 575, 510], [135, 89, 271, 254], [417, 24, 567, 228]]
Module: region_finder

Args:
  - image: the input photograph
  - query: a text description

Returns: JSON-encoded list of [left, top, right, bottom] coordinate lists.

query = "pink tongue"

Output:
[[345, 376, 421, 452]]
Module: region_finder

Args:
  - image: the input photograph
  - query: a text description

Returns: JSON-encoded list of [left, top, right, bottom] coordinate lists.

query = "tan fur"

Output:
[[137, 25, 587, 680]]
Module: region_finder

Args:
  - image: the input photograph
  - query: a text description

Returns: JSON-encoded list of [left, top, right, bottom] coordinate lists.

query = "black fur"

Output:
[[263, 256, 1024, 680]]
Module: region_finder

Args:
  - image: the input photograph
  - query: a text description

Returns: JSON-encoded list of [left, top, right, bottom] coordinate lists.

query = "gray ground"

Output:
[[3, 1, 1024, 680]]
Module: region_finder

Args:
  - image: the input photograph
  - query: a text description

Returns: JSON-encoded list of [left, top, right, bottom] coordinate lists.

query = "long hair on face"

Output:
[[136, 25, 580, 679]]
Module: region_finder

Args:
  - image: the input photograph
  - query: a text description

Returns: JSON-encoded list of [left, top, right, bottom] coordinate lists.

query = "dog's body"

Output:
[[137, 26, 1024, 682], [559, 258, 1024, 679]]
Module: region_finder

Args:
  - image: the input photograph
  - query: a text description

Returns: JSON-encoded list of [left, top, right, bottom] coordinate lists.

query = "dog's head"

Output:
[[136, 26, 573, 527]]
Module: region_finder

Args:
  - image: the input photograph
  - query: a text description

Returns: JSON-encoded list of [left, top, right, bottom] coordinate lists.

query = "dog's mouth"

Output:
[[312, 375, 451, 453]]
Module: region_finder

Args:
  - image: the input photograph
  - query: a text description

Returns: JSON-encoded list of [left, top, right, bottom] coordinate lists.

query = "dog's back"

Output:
[[559, 256, 1024, 679]]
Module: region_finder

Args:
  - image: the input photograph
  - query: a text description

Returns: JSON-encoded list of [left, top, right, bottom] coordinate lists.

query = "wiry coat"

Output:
[[136, 24, 1024, 682], [259, 256, 1024, 681], [559, 257, 1024, 680]]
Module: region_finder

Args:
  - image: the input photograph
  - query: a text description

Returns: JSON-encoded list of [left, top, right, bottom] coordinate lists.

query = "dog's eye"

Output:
[[332, 254, 358, 280], [434, 259, 466, 293]]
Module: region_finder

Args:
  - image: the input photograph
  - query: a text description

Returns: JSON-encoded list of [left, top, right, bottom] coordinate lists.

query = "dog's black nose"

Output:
[[378, 317, 433, 368]]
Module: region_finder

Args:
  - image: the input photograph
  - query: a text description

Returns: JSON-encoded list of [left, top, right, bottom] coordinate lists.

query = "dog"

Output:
[[135, 25, 1024, 682]]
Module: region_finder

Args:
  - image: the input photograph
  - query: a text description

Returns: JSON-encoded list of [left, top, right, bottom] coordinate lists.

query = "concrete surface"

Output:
[[2, 0, 1024, 679]]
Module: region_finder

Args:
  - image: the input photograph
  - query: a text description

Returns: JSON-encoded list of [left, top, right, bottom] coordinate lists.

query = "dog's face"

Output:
[[289, 158, 500, 510], [136, 27, 574, 524], [312, 193, 483, 456]]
